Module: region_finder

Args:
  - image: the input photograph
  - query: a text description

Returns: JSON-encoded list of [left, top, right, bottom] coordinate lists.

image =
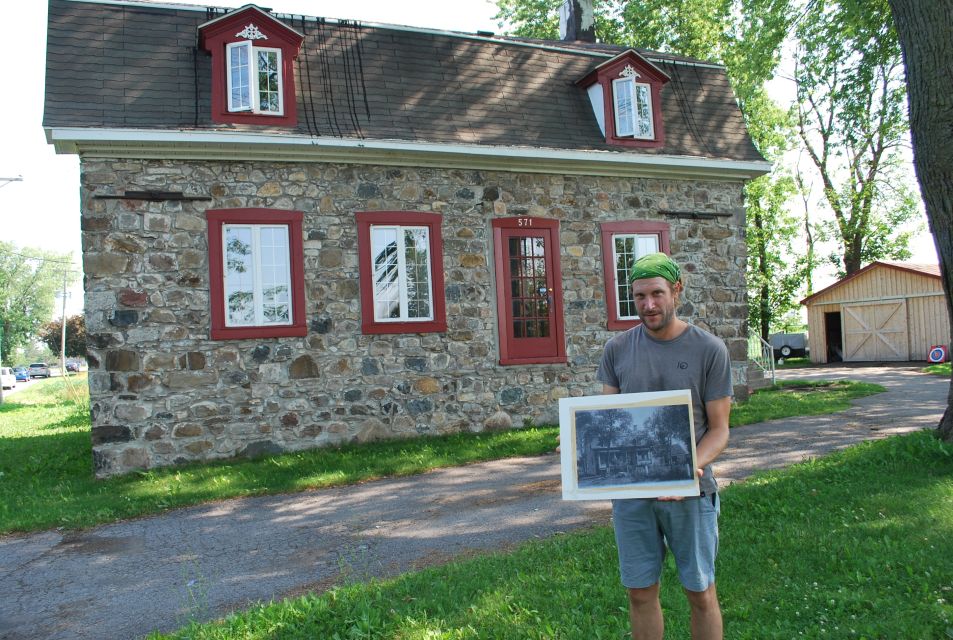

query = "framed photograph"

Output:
[[559, 389, 699, 500]]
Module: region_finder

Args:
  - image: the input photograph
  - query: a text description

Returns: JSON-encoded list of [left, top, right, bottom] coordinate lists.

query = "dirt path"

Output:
[[0, 364, 945, 639]]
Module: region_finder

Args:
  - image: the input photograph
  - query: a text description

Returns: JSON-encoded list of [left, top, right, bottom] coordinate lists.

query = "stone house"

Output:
[[44, 0, 770, 476]]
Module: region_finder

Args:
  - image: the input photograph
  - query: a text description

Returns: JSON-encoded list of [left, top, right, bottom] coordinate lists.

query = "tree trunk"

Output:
[[888, 0, 953, 442]]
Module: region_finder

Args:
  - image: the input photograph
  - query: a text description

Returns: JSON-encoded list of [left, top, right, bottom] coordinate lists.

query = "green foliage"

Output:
[[746, 173, 804, 339], [153, 431, 953, 639], [794, 0, 917, 275], [922, 362, 951, 377], [38, 314, 87, 359], [0, 242, 76, 366]]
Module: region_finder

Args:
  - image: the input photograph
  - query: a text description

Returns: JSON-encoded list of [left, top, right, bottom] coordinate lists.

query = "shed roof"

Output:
[[801, 261, 942, 306], [44, 0, 765, 166]]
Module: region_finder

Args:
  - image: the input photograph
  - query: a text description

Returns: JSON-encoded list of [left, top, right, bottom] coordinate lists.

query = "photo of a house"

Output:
[[575, 403, 693, 488], [559, 390, 699, 500]]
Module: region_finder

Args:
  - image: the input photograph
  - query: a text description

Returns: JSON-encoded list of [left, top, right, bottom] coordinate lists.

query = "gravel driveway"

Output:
[[0, 364, 946, 639]]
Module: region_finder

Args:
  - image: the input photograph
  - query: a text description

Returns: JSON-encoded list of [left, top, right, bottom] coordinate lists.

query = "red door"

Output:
[[492, 218, 566, 365]]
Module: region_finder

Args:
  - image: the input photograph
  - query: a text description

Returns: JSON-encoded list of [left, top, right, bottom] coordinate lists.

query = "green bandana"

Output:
[[628, 252, 681, 284]]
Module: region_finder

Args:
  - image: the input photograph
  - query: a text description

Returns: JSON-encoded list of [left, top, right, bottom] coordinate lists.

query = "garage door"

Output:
[[843, 300, 909, 361]]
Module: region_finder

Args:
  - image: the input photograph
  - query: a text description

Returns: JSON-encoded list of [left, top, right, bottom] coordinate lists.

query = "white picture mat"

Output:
[[559, 389, 699, 500]]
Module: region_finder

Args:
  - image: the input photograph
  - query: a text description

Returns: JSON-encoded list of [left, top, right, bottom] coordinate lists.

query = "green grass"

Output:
[[775, 356, 812, 368], [152, 430, 953, 639], [1, 378, 883, 534], [923, 362, 951, 377], [731, 379, 884, 426]]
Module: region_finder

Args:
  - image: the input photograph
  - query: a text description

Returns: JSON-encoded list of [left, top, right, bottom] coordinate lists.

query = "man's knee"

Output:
[[684, 582, 719, 611], [627, 583, 661, 608]]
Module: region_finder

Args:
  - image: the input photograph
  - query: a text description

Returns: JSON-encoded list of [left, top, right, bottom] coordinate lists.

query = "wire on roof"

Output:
[[668, 63, 715, 158], [340, 20, 365, 138], [297, 16, 319, 138], [315, 19, 342, 138], [354, 21, 371, 120]]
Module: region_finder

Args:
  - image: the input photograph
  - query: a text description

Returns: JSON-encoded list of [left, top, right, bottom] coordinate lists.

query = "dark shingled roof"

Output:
[[44, 0, 764, 163]]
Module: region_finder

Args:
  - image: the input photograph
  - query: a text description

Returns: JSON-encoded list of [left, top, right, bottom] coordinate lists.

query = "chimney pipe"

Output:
[[559, 0, 596, 43]]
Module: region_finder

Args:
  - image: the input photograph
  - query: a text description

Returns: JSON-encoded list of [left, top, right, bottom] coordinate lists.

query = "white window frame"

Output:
[[612, 232, 660, 320], [612, 77, 655, 140], [369, 224, 435, 323], [222, 223, 293, 327], [226, 41, 284, 116]]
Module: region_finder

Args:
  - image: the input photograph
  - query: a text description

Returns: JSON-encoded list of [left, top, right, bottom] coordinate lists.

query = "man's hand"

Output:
[[656, 468, 704, 501]]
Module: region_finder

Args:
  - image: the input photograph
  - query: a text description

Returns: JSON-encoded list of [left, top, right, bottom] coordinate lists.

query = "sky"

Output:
[[0, 0, 938, 320]]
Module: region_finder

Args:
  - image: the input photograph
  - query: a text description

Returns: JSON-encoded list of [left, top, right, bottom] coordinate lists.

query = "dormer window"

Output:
[[612, 70, 654, 139], [576, 50, 669, 148], [226, 41, 283, 115], [199, 5, 303, 127]]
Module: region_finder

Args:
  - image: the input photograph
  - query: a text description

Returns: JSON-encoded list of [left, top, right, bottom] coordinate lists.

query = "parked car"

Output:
[[65, 362, 80, 373], [28, 363, 51, 378], [13, 367, 30, 382], [1, 367, 15, 390]]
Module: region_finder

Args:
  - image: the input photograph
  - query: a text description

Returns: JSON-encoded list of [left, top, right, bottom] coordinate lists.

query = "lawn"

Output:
[[924, 362, 951, 377], [152, 430, 953, 639], [0, 376, 883, 534]]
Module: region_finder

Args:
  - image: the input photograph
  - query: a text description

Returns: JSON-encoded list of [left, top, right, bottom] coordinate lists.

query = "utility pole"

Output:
[[59, 270, 69, 378]]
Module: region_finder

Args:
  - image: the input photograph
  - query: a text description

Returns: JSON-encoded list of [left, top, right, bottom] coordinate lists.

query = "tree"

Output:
[[39, 315, 87, 359], [887, 0, 953, 442], [793, 0, 917, 276], [0, 242, 74, 366]]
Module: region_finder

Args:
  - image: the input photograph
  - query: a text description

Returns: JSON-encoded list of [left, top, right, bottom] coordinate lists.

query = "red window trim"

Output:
[[576, 51, 669, 149], [492, 218, 567, 366], [206, 208, 307, 340], [199, 6, 302, 127], [600, 221, 671, 331], [356, 211, 447, 335]]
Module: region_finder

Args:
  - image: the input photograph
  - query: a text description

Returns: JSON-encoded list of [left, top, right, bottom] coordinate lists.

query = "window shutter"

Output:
[[613, 78, 635, 137], [226, 41, 254, 112]]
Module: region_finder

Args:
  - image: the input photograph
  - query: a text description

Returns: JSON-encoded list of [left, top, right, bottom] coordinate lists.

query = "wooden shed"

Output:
[[801, 262, 950, 363]]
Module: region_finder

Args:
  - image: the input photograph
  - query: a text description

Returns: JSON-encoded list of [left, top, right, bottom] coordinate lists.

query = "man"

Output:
[[597, 252, 732, 640]]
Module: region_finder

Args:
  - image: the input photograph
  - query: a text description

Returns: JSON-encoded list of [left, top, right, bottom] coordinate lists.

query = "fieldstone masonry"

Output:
[[81, 159, 749, 477]]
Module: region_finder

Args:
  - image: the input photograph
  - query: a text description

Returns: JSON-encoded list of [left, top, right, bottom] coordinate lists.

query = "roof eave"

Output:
[[47, 127, 772, 181]]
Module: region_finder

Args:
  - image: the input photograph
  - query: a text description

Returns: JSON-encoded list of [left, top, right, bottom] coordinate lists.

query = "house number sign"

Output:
[[517, 217, 534, 227]]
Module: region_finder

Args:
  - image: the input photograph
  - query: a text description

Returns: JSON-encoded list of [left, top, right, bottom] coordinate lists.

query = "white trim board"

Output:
[[47, 127, 772, 181]]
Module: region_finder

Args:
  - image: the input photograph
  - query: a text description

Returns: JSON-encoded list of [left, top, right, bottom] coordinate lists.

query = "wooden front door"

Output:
[[492, 218, 566, 365], [843, 300, 909, 361]]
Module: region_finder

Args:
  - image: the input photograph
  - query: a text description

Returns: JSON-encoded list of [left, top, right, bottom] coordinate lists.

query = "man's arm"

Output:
[[696, 396, 731, 469]]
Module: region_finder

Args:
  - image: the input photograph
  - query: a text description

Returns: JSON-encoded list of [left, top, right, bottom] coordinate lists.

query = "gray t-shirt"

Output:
[[596, 323, 733, 495]]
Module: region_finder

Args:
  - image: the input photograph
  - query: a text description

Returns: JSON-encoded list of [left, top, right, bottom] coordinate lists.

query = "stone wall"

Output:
[[80, 159, 749, 476]]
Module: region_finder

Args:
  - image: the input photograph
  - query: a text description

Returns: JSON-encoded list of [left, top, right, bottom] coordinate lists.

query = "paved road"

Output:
[[0, 364, 946, 639]]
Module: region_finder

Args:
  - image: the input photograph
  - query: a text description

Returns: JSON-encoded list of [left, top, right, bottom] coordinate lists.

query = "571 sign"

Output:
[[517, 217, 534, 227]]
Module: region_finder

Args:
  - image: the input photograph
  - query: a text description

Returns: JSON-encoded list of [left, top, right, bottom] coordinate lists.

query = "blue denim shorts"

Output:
[[611, 493, 720, 592]]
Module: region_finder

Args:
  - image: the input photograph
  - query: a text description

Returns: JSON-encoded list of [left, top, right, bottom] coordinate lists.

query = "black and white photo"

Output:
[[559, 390, 699, 500]]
